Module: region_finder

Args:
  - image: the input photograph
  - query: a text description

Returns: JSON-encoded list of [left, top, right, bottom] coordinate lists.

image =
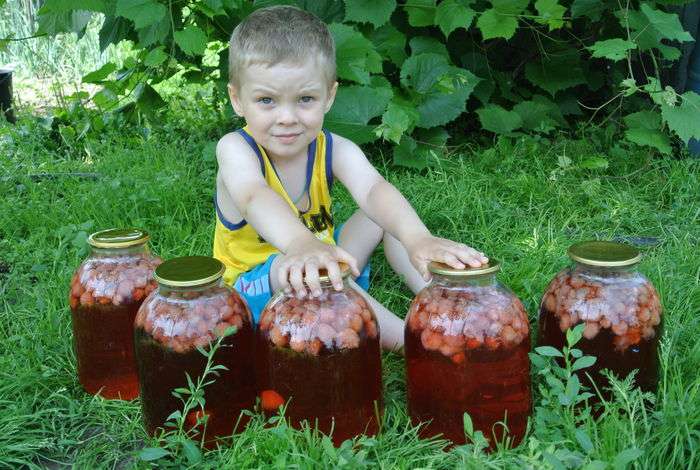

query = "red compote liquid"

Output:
[[405, 261, 531, 448], [134, 256, 256, 444], [538, 241, 662, 397], [255, 264, 382, 445], [69, 228, 161, 399]]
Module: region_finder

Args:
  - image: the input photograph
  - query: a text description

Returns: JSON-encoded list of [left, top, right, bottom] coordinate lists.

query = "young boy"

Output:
[[213, 5, 488, 350]]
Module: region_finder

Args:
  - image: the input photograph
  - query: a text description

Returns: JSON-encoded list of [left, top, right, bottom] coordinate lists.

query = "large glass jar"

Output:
[[68, 228, 161, 399], [537, 241, 662, 394], [405, 261, 531, 447], [255, 265, 382, 446], [134, 256, 256, 442]]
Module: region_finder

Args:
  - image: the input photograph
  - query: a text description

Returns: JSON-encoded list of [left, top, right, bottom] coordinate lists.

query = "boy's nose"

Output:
[[276, 105, 298, 126]]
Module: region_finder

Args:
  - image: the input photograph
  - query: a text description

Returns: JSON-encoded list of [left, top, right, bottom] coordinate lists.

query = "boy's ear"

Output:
[[228, 83, 244, 117], [324, 81, 338, 113]]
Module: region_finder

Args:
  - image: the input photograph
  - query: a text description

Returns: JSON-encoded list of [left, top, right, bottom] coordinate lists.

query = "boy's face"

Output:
[[228, 58, 338, 160]]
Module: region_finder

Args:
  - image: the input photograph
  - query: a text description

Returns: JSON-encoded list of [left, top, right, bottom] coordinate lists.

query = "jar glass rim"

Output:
[[567, 240, 642, 267], [154, 256, 225, 288], [428, 260, 500, 277]]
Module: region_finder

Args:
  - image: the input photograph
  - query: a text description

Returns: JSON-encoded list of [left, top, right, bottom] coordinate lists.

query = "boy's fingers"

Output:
[[277, 262, 291, 292], [440, 252, 466, 270], [323, 260, 344, 291], [304, 262, 322, 297], [335, 248, 360, 277], [289, 264, 306, 298]]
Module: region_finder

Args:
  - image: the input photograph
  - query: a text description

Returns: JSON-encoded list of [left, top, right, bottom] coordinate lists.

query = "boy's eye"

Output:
[[300, 96, 314, 103], [258, 97, 273, 104]]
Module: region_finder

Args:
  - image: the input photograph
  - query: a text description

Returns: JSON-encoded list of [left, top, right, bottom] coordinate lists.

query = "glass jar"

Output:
[[134, 256, 256, 442], [405, 261, 531, 447], [68, 228, 161, 399], [255, 264, 382, 446], [537, 241, 662, 394]]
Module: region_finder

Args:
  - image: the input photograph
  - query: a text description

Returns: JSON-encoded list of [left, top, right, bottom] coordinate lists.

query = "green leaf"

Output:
[[579, 156, 608, 169], [435, 0, 476, 37], [376, 97, 420, 144], [565, 374, 581, 400], [613, 448, 643, 470], [477, 8, 518, 40], [567, 323, 585, 346], [400, 53, 451, 94], [174, 26, 208, 56], [39, 0, 107, 13], [513, 95, 565, 132], [326, 85, 392, 144], [370, 24, 406, 67], [525, 49, 586, 96], [625, 128, 671, 154], [394, 135, 421, 168], [588, 38, 636, 61], [404, 0, 436, 27], [298, 1, 345, 23], [640, 3, 693, 42], [37, 10, 92, 35], [393, 129, 447, 169], [330, 23, 382, 85], [623, 110, 671, 154], [477, 104, 523, 134], [535, 345, 564, 357], [571, 355, 597, 371], [571, 0, 606, 21], [137, 14, 170, 48], [534, 0, 566, 30], [416, 69, 479, 127], [134, 83, 167, 117], [144, 47, 169, 67], [661, 91, 700, 144], [409, 37, 449, 59], [344, 0, 396, 27], [575, 428, 594, 452], [493, 0, 529, 14], [0, 37, 8, 53], [181, 438, 202, 464], [116, 0, 166, 29], [82, 62, 117, 83], [99, 16, 133, 52], [138, 447, 170, 461]]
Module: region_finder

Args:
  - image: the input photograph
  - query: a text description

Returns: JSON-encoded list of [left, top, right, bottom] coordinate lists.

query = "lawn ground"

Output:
[[1, 100, 699, 469]]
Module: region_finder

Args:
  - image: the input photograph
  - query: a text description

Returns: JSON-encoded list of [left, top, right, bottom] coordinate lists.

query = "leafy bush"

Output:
[[23, 0, 700, 167]]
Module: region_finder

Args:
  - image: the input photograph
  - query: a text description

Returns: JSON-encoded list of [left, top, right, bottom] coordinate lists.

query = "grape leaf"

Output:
[[174, 26, 208, 56], [477, 8, 518, 40], [369, 24, 407, 67], [404, 0, 436, 27], [400, 53, 452, 93], [534, 0, 566, 30], [416, 71, 479, 127], [376, 97, 420, 143], [640, 3, 693, 42], [325, 85, 392, 144], [330, 23, 382, 85], [588, 39, 637, 61], [525, 49, 586, 96], [116, 0, 166, 29], [571, 0, 607, 21], [435, 0, 476, 37], [409, 37, 449, 59], [39, 0, 107, 13], [344, 0, 396, 27], [661, 91, 700, 144], [476, 104, 523, 134]]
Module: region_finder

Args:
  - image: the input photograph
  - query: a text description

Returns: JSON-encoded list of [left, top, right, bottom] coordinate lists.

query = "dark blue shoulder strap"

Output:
[[237, 128, 266, 176], [323, 129, 333, 190]]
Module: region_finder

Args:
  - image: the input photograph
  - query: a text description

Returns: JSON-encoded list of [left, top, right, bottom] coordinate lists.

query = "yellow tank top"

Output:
[[213, 127, 336, 286]]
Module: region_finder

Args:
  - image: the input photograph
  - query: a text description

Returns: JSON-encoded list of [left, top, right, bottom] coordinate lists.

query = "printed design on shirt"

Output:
[[257, 204, 334, 244]]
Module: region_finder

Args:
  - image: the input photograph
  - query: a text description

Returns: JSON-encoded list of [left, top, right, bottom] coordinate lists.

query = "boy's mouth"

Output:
[[274, 133, 302, 144]]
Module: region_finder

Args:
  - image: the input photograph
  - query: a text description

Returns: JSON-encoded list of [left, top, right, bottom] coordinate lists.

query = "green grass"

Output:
[[1, 100, 699, 469]]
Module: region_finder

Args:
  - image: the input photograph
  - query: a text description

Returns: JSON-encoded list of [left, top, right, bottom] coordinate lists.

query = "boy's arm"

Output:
[[331, 134, 487, 279], [216, 133, 359, 294]]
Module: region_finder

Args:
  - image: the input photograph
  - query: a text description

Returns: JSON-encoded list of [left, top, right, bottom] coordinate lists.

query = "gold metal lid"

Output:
[[567, 240, 642, 267], [428, 260, 500, 277], [318, 262, 351, 282], [154, 256, 225, 287], [88, 228, 150, 249]]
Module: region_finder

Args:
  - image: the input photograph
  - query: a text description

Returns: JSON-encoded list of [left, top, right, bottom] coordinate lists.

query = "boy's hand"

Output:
[[405, 235, 488, 281], [278, 236, 361, 298]]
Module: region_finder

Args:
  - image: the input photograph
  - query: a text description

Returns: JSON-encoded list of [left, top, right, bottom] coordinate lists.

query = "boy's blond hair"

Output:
[[228, 6, 336, 89]]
